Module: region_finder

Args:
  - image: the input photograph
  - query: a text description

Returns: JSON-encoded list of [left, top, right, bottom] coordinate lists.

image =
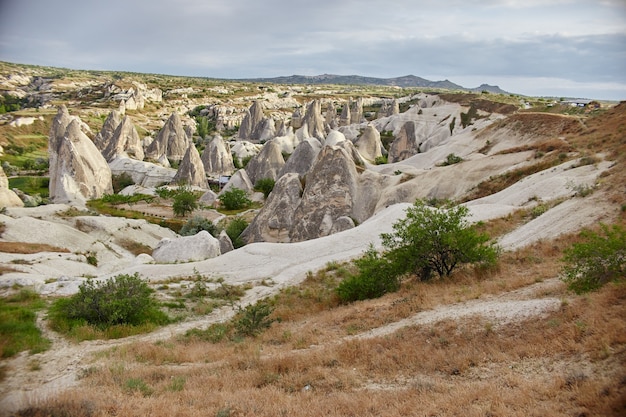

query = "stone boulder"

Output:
[[289, 146, 359, 242], [278, 138, 322, 178], [324, 130, 347, 147], [220, 169, 254, 194], [48, 107, 113, 204], [389, 121, 419, 163], [199, 189, 218, 206], [101, 116, 144, 162], [354, 125, 383, 162], [329, 216, 355, 235], [173, 145, 208, 188], [242, 173, 303, 243], [145, 112, 191, 163], [93, 110, 122, 151], [152, 230, 220, 263], [109, 156, 176, 188], [218, 230, 234, 254], [201, 135, 235, 176], [0, 165, 23, 207], [231, 140, 262, 164], [245, 139, 285, 185]]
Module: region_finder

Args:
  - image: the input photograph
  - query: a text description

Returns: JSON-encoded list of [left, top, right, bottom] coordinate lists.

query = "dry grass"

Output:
[[0, 241, 69, 254]]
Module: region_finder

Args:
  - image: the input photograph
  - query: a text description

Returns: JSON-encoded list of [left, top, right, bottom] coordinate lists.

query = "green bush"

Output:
[[336, 245, 400, 302], [112, 172, 134, 193], [381, 200, 499, 281], [225, 217, 248, 248], [0, 289, 50, 358], [442, 153, 463, 166], [561, 224, 626, 294], [254, 178, 275, 198], [234, 302, 275, 337], [179, 215, 219, 237], [172, 187, 198, 217], [50, 273, 168, 329], [220, 187, 252, 211], [374, 155, 388, 165]]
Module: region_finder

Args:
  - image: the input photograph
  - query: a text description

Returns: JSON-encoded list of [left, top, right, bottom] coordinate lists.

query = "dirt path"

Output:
[[0, 278, 565, 414]]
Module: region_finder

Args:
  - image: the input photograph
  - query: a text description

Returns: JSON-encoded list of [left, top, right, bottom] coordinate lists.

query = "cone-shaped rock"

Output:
[[49, 112, 113, 204], [93, 110, 122, 151], [201, 135, 235, 176], [354, 125, 383, 161], [145, 112, 190, 163], [245, 139, 285, 185], [300, 100, 326, 141], [324, 130, 347, 147], [289, 146, 359, 242], [278, 138, 321, 178], [237, 101, 265, 141], [102, 116, 144, 162], [220, 169, 254, 195], [389, 121, 419, 163], [173, 145, 208, 188], [339, 102, 351, 126]]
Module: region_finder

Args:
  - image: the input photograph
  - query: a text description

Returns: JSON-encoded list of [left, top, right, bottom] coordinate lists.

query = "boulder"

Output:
[[324, 130, 347, 147], [289, 146, 359, 242], [173, 145, 208, 188], [152, 230, 220, 263], [145, 112, 191, 163], [109, 156, 176, 188], [199, 189, 218, 206], [278, 138, 322, 179], [329, 216, 355, 235], [354, 125, 383, 161], [231, 140, 262, 164], [218, 230, 234, 254], [201, 135, 235, 176], [93, 110, 122, 151], [220, 169, 254, 194], [0, 165, 24, 207], [242, 173, 303, 243], [245, 139, 285, 185], [101, 116, 144, 162], [48, 107, 113, 204], [389, 121, 419, 163]]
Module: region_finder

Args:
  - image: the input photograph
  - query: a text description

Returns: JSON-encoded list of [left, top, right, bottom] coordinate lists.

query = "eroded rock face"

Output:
[[93, 110, 122, 151], [298, 100, 326, 141], [49, 107, 113, 204], [278, 138, 322, 179], [237, 101, 265, 141], [109, 157, 176, 188], [218, 230, 234, 254], [0, 165, 23, 207], [339, 102, 351, 126], [201, 135, 235, 176], [354, 125, 383, 162], [242, 173, 303, 243], [173, 145, 208, 188], [145, 112, 191, 163], [152, 231, 220, 263], [220, 169, 254, 194], [101, 116, 144, 162], [289, 146, 359, 242], [245, 139, 285, 185], [389, 121, 419, 163], [351, 97, 365, 124]]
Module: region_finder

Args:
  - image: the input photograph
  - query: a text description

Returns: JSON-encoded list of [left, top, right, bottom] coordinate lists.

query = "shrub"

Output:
[[111, 172, 134, 193], [374, 155, 388, 165], [336, 245, 400, 302], [234, 302, 275, 337], [441, 153, 463, 166], [220, 187, 252, 211], [561, 224, 626, 294], [179, 215, 219, 237], [254, 178, 275, 199], [225, 217, 248, 248], [50, 273, 168, 329], [172, 187, 198, 217], [381, 200, 499, 281]]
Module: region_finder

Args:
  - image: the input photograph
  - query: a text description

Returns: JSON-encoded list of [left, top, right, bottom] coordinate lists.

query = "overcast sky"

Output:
[[1, 0, 625, 100]]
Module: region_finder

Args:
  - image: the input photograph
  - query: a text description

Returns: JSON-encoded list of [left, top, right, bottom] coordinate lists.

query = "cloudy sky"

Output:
[[1, 0, 625, 100]]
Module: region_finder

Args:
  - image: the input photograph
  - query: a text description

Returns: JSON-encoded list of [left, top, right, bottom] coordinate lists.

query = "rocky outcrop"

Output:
[[93, 110, 122, 151], [152, 231, 220, 263], [201, 135, 235, 176], [291, 107, 303, 130], [378, 99, 400, 118], [354, 125, 383, 162], [278, 138, 321, 178], [325, 130, 347, 147], [242, 173, 303, 243], [297, 100, 326, 141], [329, 216, 355, 234], [388, 121, 419, 163], [339, 102, 351, 126], [109, 157, 176, 188], [220, 169, 254, 195], [325, 101, 338, 130], [244, 139, 285, 185], [173, 145, 208, 188], [218, 230, 234, 254], [237, 101, 265, 141], [101, 116, 144, 162], [48, 107, 113, 204], [0, 165, 23, 207], [145, 112, 191, 163], [231, 141, 262, 165], [351, 97, 364, 124], [289, 146, 359, 242]]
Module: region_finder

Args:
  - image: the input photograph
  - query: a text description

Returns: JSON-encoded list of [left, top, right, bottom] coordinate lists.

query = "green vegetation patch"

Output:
[[0, 289, 50, 358]]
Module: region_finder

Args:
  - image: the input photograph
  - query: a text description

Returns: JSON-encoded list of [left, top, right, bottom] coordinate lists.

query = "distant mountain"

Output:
[[238, 74, 510, 94]]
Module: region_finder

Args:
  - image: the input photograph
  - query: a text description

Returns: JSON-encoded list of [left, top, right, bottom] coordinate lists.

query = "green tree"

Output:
[[172, 187, 198, 217], [381, 200, 499, 281], [220, 187, 252, 211], [561, 224, 626, 294]]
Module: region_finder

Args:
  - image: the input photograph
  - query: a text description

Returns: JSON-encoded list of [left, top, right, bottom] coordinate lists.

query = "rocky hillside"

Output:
[[0, 62, 624, 416]]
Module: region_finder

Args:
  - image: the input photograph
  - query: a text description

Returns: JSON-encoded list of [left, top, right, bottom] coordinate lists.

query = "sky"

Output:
[[0, 0, 625, 100]]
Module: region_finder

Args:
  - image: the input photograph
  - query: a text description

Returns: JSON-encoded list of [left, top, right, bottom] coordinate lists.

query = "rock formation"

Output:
[[289, 146, 359, 242], [201, 135, 235, 176], [278, 138, 321, 179], [297, 100, 326, 141], [339, 102, 351, 126], [173, 145, 208, 188], [244, 139, 285, 185], [101, 116, 144, 162], [145, 112, 191, 163], [290, 107, 303, 129], [152, 231, 220, 263], [377, 99, 400, 118], [93, 110, 121, 151], [108, 157, 176, 188], [48, 106, 113, 204], [220, 169, 254, 195], [324, 130, 347, 147], [218, 230, 234, 254], [389, 121, 419, 163], [0, 165, 24, 207], [325, 101, 338, 130], [231, 141, 262, 165], [350, 97, 364, 124], [354, 125, 384, 161], [237, 101, 265, 141]]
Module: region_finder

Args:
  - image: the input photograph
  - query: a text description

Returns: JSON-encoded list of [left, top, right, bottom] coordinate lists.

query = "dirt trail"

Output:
[[0, 278, 564, 414]]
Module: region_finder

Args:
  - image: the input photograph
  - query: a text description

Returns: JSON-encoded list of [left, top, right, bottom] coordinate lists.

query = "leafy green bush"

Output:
[[336, 245, 400, 302], [172, 187, 198, 217], [374, 155, 388, 165], [254, 178, 275, 198], [441, 153, 463, 166], [179, 215, 219, 237], [225, 217, 248, 248], [220, 187, 252, 211], [234, 302, 275, 337], [562, 224, 626, 294], [382, 200, 499, 281], [50, 273, 168, 330], [111, 172, 134, 193]]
